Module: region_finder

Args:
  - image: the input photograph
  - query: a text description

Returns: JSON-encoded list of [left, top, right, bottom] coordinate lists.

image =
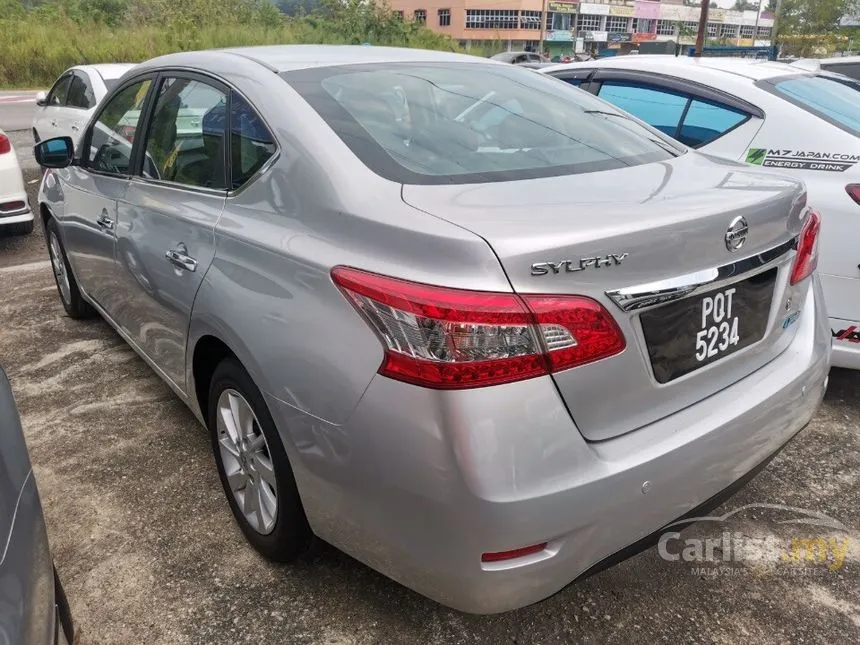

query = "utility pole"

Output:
[[694, 0, 711, 58], [539, 0, 548, 58], [771, 0, 783, 59]]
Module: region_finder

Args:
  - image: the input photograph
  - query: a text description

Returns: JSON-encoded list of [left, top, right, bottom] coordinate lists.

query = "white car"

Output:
[[790, 55, 860, 81], [541, 56, 860, 369], [0, 128, 33, 235], [32, 64, 135, 145]]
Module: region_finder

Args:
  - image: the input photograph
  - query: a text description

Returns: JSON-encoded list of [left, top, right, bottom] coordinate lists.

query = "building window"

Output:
[[606, 16, 628, 33], [681, 21, 698, 33], [394, 10, 403, 19], [740, 25, 755, 38], [577, 14, 602, 31], [438, 8, 450, 26], [720, 23, 736, 38], [757, 26, 771, 38], [520, 10, 542, 30], [465, 9, 519, 29], [551, 12, 573, 31], [656, 20, 676, 36], [414, 9, 426, 24], [634, 18, 654, 33], [706, 22, 718, 37]]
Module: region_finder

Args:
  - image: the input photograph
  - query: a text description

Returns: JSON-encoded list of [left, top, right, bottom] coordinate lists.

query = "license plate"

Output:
[[639, 268, 777, 384]]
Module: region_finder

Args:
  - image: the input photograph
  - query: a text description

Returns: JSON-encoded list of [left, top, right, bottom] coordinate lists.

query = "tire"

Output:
[[208, 357, 314, 562], [45, 217, 94, 319]]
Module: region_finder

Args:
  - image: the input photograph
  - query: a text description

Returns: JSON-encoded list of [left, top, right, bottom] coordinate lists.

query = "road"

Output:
[[1, 92, 859, 645]]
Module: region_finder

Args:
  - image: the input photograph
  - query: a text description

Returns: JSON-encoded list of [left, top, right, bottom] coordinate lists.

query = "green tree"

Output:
[[733, 0, 757, 10], [779, 0, 854, 34]]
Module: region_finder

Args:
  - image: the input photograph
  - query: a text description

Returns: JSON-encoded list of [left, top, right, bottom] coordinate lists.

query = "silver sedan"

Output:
[[34, 45, 830, 614]]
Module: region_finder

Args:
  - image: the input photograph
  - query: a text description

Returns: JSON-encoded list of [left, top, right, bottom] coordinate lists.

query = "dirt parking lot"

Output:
[[1, 174, 859, 644]]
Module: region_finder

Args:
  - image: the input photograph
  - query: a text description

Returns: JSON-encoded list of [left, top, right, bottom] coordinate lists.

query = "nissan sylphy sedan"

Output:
[[35, 45, 830, 614]]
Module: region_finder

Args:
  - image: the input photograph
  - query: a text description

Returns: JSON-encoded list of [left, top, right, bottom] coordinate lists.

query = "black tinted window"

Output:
[[87, 79, 152, 174], [282, 63, 679, 185], [67, 75, 94, 109], [678, 100, 747, 147], [48, 75, 72, 106], [230, 93, 276, 190], [823, 62, 860, 81], [141, 78, 228, 189]]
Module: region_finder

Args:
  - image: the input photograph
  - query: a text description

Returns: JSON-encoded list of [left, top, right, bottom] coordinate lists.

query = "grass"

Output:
[[0, 17, 461, 87]]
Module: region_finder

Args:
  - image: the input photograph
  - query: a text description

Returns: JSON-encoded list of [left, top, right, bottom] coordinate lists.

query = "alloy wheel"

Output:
[[216, 389, 278, 535], [48, 231, 71, 305]]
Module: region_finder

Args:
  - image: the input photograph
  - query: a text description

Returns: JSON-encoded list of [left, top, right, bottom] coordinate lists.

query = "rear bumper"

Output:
[[267, 276, 831, 614]]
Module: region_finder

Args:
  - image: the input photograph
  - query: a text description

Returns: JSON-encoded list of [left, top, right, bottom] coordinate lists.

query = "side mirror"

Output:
[[35, 91, 48, 107], [34, 137, 75, 169]]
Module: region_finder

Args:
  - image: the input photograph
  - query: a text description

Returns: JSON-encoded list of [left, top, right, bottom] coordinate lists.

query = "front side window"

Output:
[[87, 79, 152, 174], [230, 93, 277, 190], [598, 82, 688, 137], [141, 77, 228, 189], [678, 100, 747, 147], [48, 75, 72, 106], [282, 63, 680, 184], [772, 75, 860, 136], [67, 74, 94, 110]]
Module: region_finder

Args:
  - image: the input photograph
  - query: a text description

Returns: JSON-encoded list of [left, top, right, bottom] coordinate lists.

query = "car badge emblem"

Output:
[[725, 216, 749, 252]]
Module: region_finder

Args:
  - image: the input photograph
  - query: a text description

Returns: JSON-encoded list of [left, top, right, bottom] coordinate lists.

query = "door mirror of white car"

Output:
[[35, 137, 75, 168], [35, 91, 48, 107]]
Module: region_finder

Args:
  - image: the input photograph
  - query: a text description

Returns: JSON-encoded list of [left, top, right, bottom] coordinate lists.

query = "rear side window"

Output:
[[772, 75, 860, 136], [230, 93, 276, 190], [678, 100, 747, 147], [87, 79, 152, 174], [48, 75, 72, 106], [281, 63, 679, 185], [597, 82, 688, 137], [67, 75, 94, 110]]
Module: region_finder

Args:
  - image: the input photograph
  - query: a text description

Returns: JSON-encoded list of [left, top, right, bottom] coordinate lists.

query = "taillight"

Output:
[[331, 267, 625, 389], [789, 209, 821, 286], [0, 133, 10, 155], [846, 184, 860, 205]]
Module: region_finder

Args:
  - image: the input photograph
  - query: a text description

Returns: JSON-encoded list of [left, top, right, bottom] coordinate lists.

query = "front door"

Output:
[[113, 75, 228, 390], [60, 77, 153, 315]]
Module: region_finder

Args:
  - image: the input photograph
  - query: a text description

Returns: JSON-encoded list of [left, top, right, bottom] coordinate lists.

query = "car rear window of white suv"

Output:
[[771, 75, 860, 136], [282, 63, 681, 184]]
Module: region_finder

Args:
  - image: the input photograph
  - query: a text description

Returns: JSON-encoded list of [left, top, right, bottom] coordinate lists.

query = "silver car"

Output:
[[0, 367, 74, 644], [34, 46, 830, 614]]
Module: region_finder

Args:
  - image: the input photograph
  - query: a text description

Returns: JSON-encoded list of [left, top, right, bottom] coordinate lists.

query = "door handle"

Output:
[[165, 244, 198, 272], [96, 212, 114, 231]]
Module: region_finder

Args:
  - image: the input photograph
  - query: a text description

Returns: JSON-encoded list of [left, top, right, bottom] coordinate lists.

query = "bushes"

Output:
[[0, 0, 460, 87]]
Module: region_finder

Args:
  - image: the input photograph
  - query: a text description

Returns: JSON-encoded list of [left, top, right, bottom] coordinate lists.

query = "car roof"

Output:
[[71, 63, 137, 80], [543, 55, 806, 82], [137, 45, 494, 74]]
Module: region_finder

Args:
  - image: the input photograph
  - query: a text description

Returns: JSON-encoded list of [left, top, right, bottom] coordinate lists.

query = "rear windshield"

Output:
[[281, 63, 680, 184], [771, 75, 860, 136]]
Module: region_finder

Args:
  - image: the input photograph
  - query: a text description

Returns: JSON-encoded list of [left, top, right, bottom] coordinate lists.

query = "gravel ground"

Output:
[[0, 139, 858, 645]]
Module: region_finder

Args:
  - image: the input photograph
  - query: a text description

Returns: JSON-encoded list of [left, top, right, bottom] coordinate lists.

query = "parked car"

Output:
[[490, 51, 548, 65], [0, 367, 75, 645], [35, 45, 830, 614], [33, 64, 135, 146], [790, 55, 860, 81], [0, 128, 33, 235], [542, 55, 860, 369]]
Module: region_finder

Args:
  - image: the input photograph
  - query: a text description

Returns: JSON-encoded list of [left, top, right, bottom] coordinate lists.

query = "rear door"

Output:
[[751, 73, 860, 325], [64, 71, 97, 146], [114, 73, 229, 391]]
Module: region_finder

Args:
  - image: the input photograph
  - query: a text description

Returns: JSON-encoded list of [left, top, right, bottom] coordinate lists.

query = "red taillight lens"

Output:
[[789, 209, 821, 286], [846, 184, 860, 205], [0, 134, 11, 155], [331, 267, 625, 389], [482, 543, 547, 563]]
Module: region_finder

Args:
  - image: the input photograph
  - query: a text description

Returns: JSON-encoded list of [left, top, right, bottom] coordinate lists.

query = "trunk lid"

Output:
[[402, 153, 809, 441]]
